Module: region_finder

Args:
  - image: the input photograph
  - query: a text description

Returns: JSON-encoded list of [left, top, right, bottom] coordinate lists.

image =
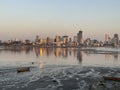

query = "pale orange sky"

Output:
[[0, 0, 120, 41]]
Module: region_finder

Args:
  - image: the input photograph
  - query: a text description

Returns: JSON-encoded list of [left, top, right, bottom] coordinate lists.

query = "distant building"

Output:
[[73, 36, 78, 46], [69, 38, 72, 42], [74, 36, 77, 43], [25, 40, 31, 44], [46, 37, 53, 47], [39, 38, 46, 44], [112, 34, 119, 47], [84, 38, 91, 47], [91, 39, 99, 47], [54, 36, 62, 47], [114, 34, 119, 44], [77, 31, 83, 44], [105, 34, 111, 44], [55, 36, 61, 42], [62, 36, 68, 44], [46, 37, 52, 44], [35, 35, 39, 42]]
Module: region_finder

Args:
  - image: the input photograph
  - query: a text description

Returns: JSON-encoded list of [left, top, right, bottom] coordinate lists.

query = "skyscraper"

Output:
[[105, 34, 111, 44], [74, 36, 77, 43], [55, 36, 60, 42], [77, 31, 83, 44], [62, 36, 68, 44], [114, 34, 119, 46], [35, 35, 39, 42]]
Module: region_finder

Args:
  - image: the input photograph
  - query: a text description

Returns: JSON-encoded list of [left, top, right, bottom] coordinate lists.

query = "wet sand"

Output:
[[0, 66, 120, 90]]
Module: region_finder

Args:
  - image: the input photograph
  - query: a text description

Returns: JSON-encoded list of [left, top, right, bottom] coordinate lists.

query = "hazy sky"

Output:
[[0, 0, 120, 41]]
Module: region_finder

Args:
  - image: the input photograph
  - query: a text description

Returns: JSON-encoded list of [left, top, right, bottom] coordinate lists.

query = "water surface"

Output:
[[0, 47, 120, 68], [0, 47, 120, 90]]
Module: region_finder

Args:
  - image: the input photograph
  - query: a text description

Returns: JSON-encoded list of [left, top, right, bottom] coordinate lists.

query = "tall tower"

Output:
[[114, 34, 119, 46], [35, 35, 39, 42], [77, 31, 83, 44], [105, 34, 110, 44]]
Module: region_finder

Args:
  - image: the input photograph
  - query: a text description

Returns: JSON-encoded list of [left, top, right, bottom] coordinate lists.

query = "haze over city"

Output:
[[0, 0, 120, 41]]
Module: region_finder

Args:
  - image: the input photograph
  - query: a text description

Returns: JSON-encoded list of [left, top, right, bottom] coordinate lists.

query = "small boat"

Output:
[[17, 67, 30, 73], [103, 76, 120, 81]]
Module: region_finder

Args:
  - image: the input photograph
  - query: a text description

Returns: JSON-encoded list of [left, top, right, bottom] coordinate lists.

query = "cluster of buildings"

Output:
[[34, 31, 83, 47], [34, 31, 119, 47], [104, 34, 119, 47], [0, 31, 119, 48]]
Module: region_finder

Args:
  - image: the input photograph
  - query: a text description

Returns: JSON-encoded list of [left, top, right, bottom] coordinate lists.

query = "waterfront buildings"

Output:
[[84, 38, 91, 47], [35, 35, 40, 43], [0, 31, 119, 48], [62, 36, 68, 44], [105, 34, 111, 44], [77, 31, 83, 44], [113, 34, 119, 47], [55, 36, 61, 42], [104, 33, 119, 47]]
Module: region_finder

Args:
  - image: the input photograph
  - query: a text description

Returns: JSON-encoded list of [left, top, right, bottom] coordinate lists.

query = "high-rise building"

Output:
[[105, 34, 109, 43], [55, 36, 61, 42], [63, 36, 68, 44], [74, 36, 77, 43], [35, 35, 39, 42], [114, 34, 119, 46], [69, 38, 72, 42], [105, 34, 111, 44], [77, 31, 83, 44], [46, 37, 53, 44]]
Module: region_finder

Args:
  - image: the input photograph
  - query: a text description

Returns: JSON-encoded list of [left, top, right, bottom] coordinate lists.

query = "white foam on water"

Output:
[[1, 66, 120, 90], [77, 80, 87, 89]]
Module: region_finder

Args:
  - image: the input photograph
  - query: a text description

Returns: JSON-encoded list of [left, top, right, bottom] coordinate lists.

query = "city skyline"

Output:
[[0, 0, 120, 41], [0, 30, 119, 42], [0, 31, 119, 48]]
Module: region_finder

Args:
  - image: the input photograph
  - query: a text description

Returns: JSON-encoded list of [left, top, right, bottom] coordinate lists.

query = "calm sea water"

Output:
[[0, 47, 120, 68]]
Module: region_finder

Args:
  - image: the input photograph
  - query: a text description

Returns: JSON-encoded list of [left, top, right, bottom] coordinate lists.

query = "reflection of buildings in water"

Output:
[[77, 51, 82, 64], [39, 60, 44, 69], [34, 47, 40, 57], [46, 48, 49, 57], [114, 53, 118, 60], [105, 53, 110, 60], [41, 48, 46, 56], [68, 48, 72, 56], [73, 49, 78, 58], [39, 48, 43, 57], [54, 48, 61, 58], [62, 48, 68, 58], [83, 51, 91, 56], [46, 48, 53, 57], [35, 47, 54, 57], [25, 47, 31, 54], [54, 48, 68, 58], [39, 48, 48, 57], [5, 46, 33, 55], [69, 50, 72, 56], [105, 53, 118, 60]]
